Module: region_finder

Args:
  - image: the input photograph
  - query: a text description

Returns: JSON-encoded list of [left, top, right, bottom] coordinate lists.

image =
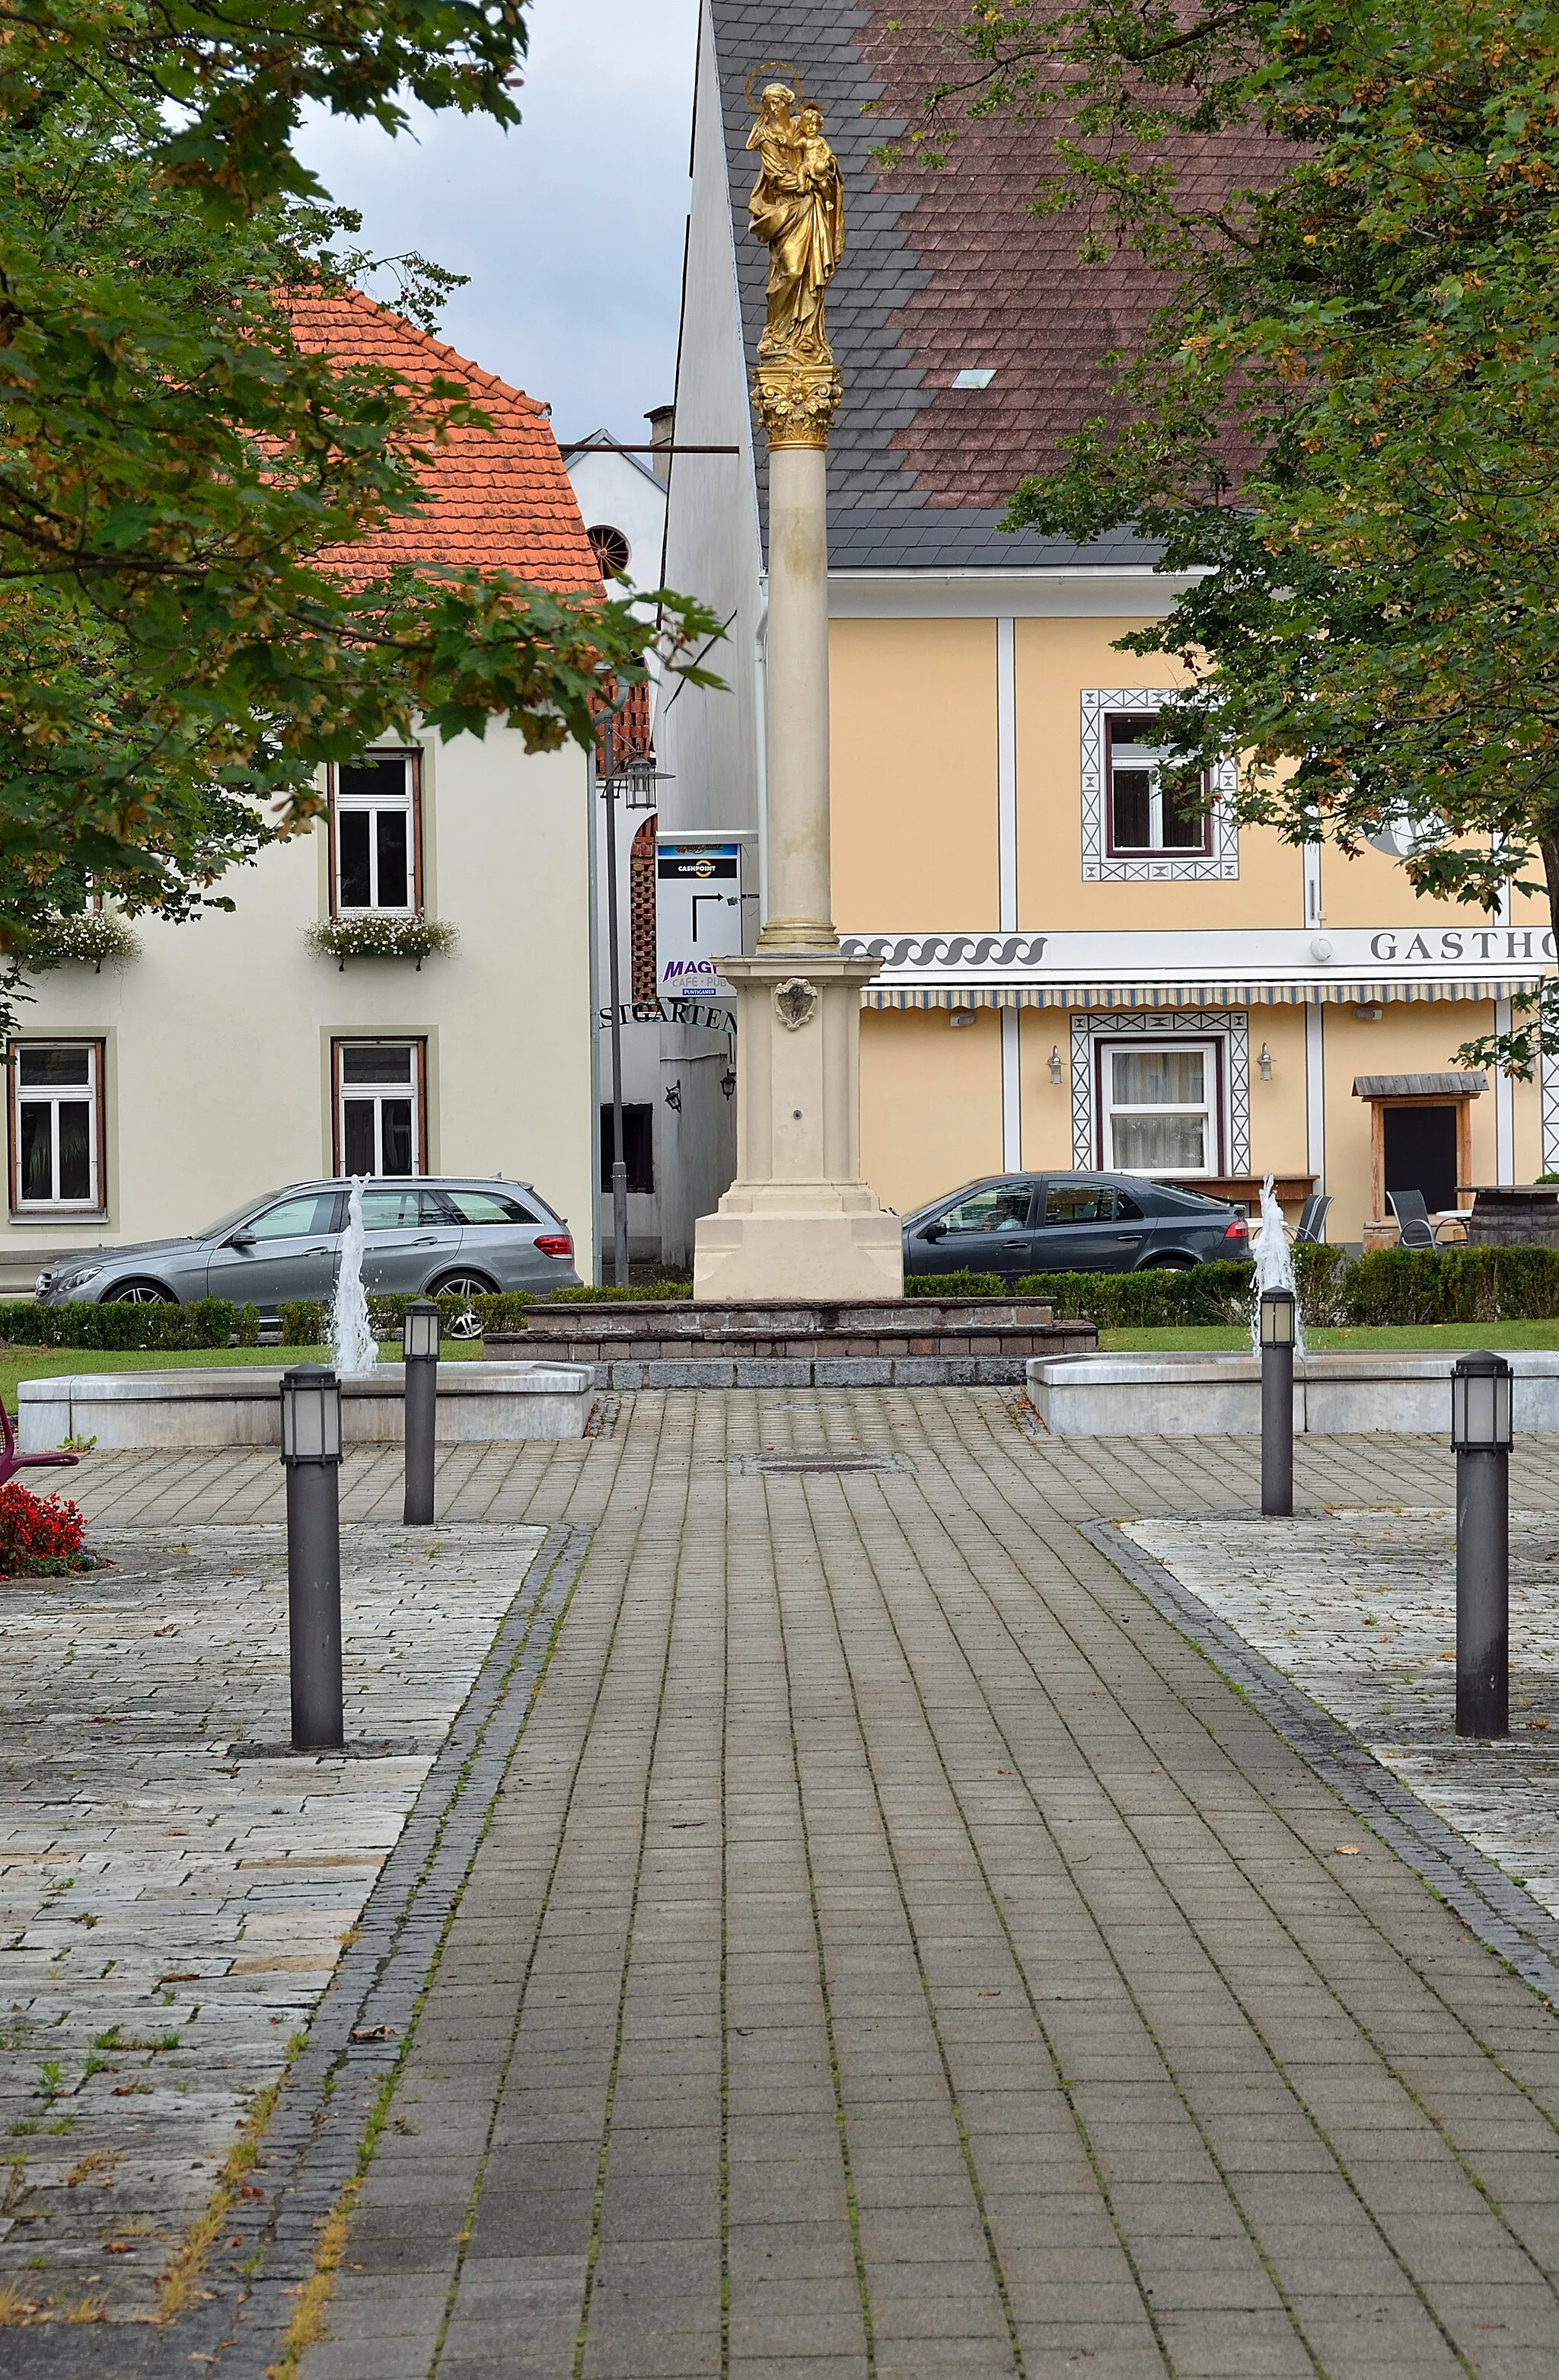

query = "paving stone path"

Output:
[[16, 1397, 1559, 2378], [1124, 1511, 1559, 1928], [0, 1522, 544, 2327]]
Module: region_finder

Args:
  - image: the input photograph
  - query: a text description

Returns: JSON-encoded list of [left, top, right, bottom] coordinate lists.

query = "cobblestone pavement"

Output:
[[1123, 1511, 1559, 1925], [18, 1402, 1559, 2378], [0, 1521, 544, 2327]]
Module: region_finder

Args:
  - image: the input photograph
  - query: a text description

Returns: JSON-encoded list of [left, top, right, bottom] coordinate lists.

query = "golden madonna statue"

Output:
[[746, 81, 845, 445]]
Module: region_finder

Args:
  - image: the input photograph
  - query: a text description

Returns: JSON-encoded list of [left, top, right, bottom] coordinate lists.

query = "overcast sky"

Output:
[[295, 0, 701, 442]]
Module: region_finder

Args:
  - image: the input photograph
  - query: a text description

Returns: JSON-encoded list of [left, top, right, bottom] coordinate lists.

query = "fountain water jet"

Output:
[[328, 1176, 378, 1377], [1249, 1172, 1305, 1356]]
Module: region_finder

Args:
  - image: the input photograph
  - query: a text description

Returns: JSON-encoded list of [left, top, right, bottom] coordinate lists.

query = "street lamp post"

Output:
[[1259, 1287, 1296, 1518], [279, 1364, 344, 1750], [402, 1299, 439, 1526], [1452, 1351, 1513, 1738], [595, 693, 668, 1289]]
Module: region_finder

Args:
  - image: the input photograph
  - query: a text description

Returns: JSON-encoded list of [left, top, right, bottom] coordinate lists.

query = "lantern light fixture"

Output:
[[1452, 1350, 1513, 1453], [1049, 1045, 1063, 1085], [403, 1299, 440, 1364], [1258, 1042, 1273, 1081], [280, 1365, 342, 1465], [1258, 1288, 1296, 1351]]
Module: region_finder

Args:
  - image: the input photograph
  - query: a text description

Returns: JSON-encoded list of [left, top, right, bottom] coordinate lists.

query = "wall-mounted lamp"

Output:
[[1354, 1003, 1383, 1023], [1048, 1046, 1063, 1086], [719, 1067, 736, 1101], [663, 1080, 682, 1113], [1258, 1042, 1273, 1082], [949, 1007, 977, 1029]]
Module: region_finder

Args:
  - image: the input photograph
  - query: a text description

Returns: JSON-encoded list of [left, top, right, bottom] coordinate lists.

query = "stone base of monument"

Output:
[[500, 1297, 1096, 1388], [17, 1361, 595, 1453], [692, 1201, 905, 1304], [692, 955, 904, 1304], [1026, 1349, 1559, 1436]]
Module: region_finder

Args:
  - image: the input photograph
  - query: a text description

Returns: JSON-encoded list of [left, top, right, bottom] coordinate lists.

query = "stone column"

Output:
[[692, 359, 903, 1299], [759, 445, 834, 950]]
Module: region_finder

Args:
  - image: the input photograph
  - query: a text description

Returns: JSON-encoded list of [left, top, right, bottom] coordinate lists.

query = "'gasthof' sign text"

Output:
[[1367, 928, 1557, 962]]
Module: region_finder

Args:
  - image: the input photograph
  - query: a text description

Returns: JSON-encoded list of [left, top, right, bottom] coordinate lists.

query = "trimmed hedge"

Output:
[[550, 1283, 693, 1303], [1019, 1244, 1559, 1330], [0, 1297, 261, 1350], [1029, 1262, 1255, 1328], [277, 1290, 533, 1346], [1337, 1244, 1559, 1326], [904, 1271, 1005, 1298]]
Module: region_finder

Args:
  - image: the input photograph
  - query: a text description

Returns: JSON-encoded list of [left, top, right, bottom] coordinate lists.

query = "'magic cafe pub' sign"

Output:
[[656, 840, 742, 1002]]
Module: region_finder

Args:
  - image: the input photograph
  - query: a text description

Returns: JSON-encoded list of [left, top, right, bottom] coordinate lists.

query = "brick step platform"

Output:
[[486, 1296, 1098, 1388]]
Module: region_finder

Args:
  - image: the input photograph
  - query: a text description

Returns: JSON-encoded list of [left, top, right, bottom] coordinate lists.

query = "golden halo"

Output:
[[744, 59, 803, 111]]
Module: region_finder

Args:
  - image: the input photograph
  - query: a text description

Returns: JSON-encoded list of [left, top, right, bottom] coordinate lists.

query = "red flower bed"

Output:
[[0, 1481, 91, 1576]]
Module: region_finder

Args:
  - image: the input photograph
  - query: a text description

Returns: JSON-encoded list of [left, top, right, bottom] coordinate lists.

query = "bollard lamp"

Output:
[[1452, 1351, 1513, 1453], [280, 1365, 343, 1466], [1258, 1288, 1296, 1350], [403, 1300, 440, 1363]]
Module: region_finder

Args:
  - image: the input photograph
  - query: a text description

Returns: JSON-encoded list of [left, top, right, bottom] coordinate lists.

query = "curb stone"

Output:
[[14, 1518, 591, 2380], [1083, 1515, 1559, 2003]]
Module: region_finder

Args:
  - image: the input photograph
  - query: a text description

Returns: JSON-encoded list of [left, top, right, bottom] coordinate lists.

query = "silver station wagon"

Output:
[[34, 1176, 581, 1321]]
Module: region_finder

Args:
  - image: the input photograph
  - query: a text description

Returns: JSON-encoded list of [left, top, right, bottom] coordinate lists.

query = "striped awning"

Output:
[[861, 977, 1539, 1011]]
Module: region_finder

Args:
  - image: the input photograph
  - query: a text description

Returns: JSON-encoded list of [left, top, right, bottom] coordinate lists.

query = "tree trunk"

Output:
[[1542, 836, 1559, 958]]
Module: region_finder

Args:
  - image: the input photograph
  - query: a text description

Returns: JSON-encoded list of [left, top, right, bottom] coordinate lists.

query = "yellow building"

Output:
[[655, 0, 1552, 1254]]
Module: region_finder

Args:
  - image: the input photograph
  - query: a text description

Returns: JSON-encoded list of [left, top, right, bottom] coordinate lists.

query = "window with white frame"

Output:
[[333, 1041, 425, 1176], [1080, 690, 1239, 882], [333, 751, 419, 914], [11, 1041, 104, 1211], [1100, 1041, 1222, 1176], [1105, 714, 1210, 856]]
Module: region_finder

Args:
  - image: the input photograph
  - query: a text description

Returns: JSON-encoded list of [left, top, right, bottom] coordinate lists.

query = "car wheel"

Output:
[[428, 1272, 498, 1339], [1146, 1252, 1199, 1272], [106, 1279, 175, 1303]]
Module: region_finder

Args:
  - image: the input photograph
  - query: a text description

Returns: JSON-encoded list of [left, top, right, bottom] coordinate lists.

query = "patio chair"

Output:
[[1293, 1193, 1333, 1245], [1387, 1188, 1465, 1252], [0, 1396, 79, 1491]]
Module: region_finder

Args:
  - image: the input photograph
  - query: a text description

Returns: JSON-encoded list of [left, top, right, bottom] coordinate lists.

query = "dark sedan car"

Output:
[[903, 1172, 1250, 1280], [33, 1176, 581, 1319]]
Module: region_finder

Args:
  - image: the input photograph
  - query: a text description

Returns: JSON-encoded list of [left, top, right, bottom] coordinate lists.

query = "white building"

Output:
[[563, 420, 671, 1268], [3, 292, 606, 1290]]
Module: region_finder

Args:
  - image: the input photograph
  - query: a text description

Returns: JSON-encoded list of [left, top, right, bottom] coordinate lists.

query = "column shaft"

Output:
[[759, 445, 835, 950]]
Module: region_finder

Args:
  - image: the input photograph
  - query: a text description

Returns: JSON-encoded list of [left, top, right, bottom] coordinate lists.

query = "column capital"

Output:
[[752, 356, 843, 449]]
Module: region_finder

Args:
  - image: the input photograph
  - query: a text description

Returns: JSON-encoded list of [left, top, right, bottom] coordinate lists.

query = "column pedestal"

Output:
[[693, 953, 903, 1301]]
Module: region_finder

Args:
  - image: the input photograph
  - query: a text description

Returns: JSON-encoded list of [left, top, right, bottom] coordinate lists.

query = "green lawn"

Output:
[[0, 1338, 483, 1419], [1099, 1322, 1559, 1353]]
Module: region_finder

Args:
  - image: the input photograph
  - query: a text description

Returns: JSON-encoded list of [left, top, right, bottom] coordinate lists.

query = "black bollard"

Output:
[[403, 1298, 439, 1527], [1452, 1351, 1513, 1739], [280, 1365, 344, 1750], [1259, 1287, 1296, 1518]]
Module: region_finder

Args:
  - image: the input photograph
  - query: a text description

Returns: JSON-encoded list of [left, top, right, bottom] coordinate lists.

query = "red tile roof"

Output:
[[288, 287, 601, 592]]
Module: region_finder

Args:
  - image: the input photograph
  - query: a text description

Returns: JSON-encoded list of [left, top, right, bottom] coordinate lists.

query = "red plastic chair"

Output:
[[0, 1397, 79, 1489]]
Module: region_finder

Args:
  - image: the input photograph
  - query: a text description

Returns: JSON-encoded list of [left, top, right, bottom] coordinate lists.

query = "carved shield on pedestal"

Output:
[[773, 978, 819, 1030]]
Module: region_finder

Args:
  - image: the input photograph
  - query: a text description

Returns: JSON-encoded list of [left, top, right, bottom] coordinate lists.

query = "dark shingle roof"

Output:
[[710, 1, 1277, 569]]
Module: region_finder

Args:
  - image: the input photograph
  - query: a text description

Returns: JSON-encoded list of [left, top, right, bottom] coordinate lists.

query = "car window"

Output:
[[202, 1192, 285, 1238], [248, 1192, 340, 1240], [361, 1188, 428, 1231], [1043, 1184, 1140, 1225], [939, 1183, 1035, 1235], [445, 1188, 539, 1227]]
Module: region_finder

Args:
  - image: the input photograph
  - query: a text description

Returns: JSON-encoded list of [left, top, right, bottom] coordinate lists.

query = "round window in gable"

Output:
[[588, 524, 631, 578]]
